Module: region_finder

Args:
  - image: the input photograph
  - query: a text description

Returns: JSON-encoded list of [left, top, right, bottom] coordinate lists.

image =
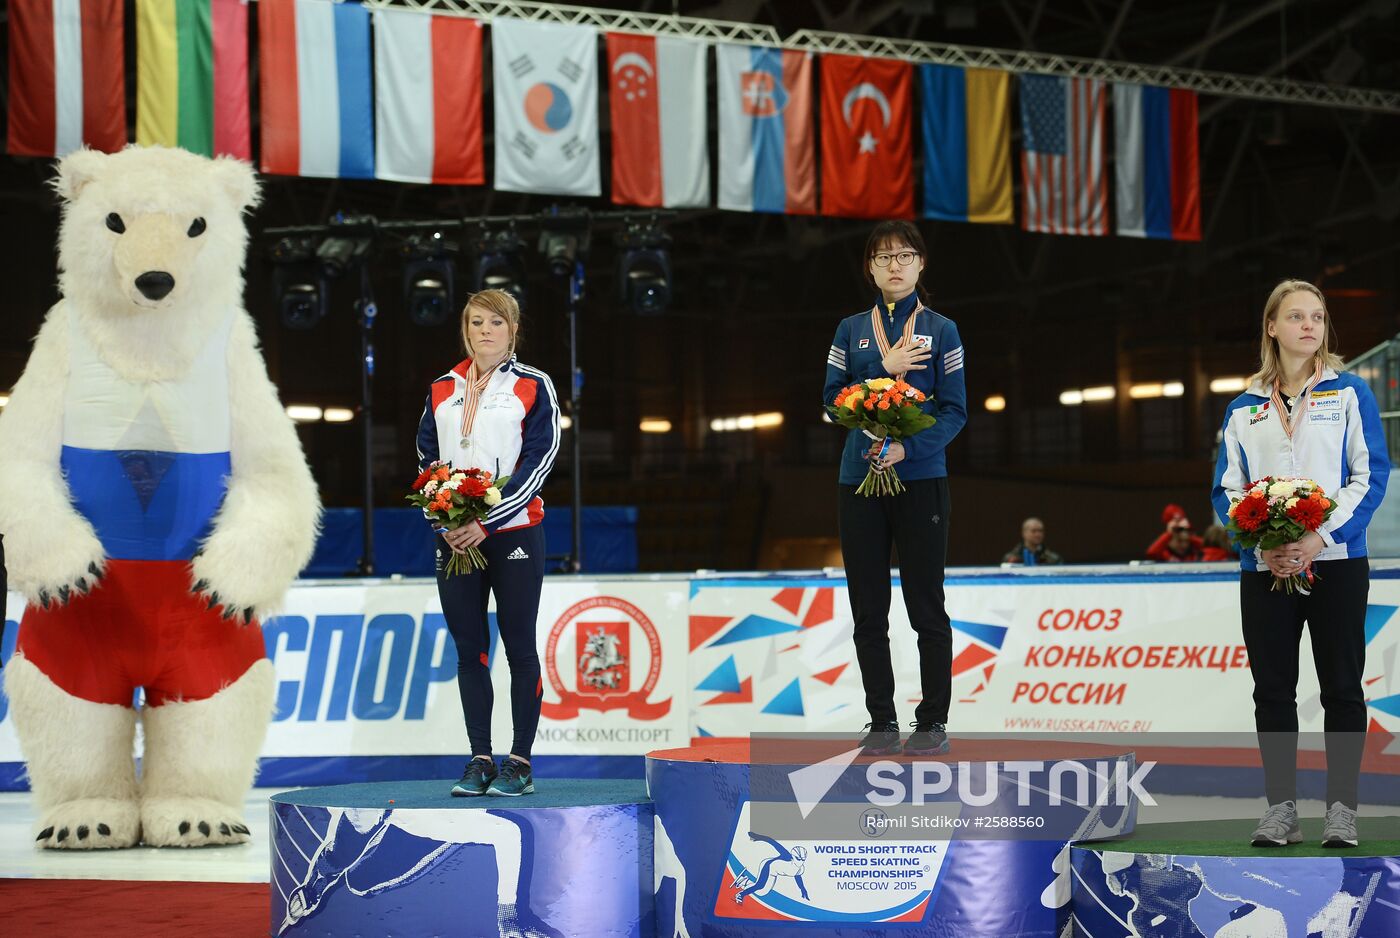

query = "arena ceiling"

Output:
[[1, 0, 1398, 486]]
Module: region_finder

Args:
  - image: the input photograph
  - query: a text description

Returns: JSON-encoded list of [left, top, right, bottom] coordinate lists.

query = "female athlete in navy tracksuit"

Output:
[[1212, 279, 1389, 848], [823, 221, 968, 757], [417, 290, 560, 798]]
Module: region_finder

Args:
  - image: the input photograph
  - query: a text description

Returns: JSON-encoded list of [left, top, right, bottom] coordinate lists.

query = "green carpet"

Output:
[[1077, 817, 1400, 858]]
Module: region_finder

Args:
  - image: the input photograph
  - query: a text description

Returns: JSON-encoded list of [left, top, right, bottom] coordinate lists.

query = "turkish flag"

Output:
[[820, 54, 913, 218]]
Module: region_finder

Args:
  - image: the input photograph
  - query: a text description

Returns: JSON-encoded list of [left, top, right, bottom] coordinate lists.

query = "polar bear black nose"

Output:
[[135, 271, 175, 300]]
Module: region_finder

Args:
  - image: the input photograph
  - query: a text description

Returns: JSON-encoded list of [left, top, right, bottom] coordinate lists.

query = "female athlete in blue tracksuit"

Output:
[[823, 221, 968, 757], [1212, 279, 1389, 848], [417, 289, 560, 797]]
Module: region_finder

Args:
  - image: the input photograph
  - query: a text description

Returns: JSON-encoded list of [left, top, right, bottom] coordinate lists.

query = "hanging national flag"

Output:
[[1019, 74, 1108, 236], [820, 54, 913, 219], [374, 8, 484, 186], [716, 44, 815, 214], [258, 0, 374, 179], [136, 0, 251, 159], [1113, 83, 1201, 241], [492, 18, 600, 197], [605, 33, 708, 208], [7, 0, 126, 158], [919, 64, 1012, 224]]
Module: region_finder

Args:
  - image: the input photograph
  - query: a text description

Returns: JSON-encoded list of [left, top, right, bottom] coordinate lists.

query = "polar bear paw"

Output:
[[7, 519, 106, 609], [34, 798, 141, 850], [140, 797, 252, 847], [190, 536, 295, 624]]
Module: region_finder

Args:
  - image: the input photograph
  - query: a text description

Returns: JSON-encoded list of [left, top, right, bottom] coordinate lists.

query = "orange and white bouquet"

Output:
[[407, 461, 510, 576], [827, 377, 937, 496]]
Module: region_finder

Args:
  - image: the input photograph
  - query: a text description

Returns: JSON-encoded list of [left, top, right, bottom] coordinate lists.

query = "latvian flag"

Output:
[[135, 0, 251, 159], [1113, 83, 1201, 241], [7, 0, 126, 158], [605, 33, 709, 208], [373, 8, 484, 186], [258, 0, 374, 179]]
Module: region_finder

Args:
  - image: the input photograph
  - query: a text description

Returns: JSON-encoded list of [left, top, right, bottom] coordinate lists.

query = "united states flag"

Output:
[[1019, 74, 1107, 236]]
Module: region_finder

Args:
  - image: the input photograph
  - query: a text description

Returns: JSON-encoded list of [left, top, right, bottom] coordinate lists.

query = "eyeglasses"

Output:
[[871, 251, 920, 268]]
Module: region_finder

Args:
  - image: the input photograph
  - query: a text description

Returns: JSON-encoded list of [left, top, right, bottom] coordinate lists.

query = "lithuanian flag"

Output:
[[136, 0, 250, 159]]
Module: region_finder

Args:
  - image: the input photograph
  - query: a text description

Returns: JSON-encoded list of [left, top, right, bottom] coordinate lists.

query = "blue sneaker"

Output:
[[903, 723, 949, 756], [451, 758, 497, 797], [487, 757, 535, 797]]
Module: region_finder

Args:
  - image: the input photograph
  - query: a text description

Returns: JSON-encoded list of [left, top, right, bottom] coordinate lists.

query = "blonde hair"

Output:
[[459, 289, 522, 359], [1247, 279, 1345, 390]]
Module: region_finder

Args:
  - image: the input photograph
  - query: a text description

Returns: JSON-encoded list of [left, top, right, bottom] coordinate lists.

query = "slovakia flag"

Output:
[[716, 44, 815, 214], [606, 33, 709, 208], [820, 54, 913, 219]]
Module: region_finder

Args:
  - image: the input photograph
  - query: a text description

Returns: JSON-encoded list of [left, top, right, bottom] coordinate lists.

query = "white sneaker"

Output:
[[1321, 801, 1358, 848], [1250, 800, 1302, 847]]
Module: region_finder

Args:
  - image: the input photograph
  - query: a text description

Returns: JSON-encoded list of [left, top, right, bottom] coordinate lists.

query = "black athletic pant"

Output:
[[437, 524, 547, 761], [1240, 557, 1368, 808], [838, 478, 952, 727]]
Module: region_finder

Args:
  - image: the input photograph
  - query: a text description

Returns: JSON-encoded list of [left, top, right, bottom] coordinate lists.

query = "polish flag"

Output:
[[7, 0, 126, 158], [606, 33, 709, 208], [373, 8, 484, 186]]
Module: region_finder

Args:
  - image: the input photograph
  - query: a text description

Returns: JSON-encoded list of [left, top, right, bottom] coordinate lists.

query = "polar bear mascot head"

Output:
[[53, 145, 260, 378], [0, 145, 320, 850]]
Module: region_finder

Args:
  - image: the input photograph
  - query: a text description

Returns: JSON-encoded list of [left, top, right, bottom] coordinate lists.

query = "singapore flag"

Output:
[[606, 32, 709, 207]]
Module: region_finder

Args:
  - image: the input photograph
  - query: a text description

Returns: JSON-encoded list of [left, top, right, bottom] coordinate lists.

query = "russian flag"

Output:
[[258, 0, 374, 180], [1113, 83, 1201, 240], [373, 8, 484, 186], [6, 0, 126, 158], [716, 44, 815, 215], [919, 64, 1013, 224], [606, 33, 709, 208]]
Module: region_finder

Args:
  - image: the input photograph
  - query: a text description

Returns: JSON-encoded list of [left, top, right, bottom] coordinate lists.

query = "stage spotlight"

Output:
[[616, 218, 672, 315], [316, 213, 376, 278], [474, 226, 528, 303], [537, 207, 592, 278], [402, 234, 456, 327], [270, 236, 327, 330]]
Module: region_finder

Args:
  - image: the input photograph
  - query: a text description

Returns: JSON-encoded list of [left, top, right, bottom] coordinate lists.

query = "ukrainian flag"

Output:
[[919, 64, 1013, 224]]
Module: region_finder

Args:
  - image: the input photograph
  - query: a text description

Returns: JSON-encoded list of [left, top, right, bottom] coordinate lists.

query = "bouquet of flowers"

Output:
[[407, 461, 510, 576], [827, 377, 937, 496], [1226, 476, 1337, 594]]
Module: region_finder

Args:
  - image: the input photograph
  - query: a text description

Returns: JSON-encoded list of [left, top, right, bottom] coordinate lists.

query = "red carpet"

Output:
[[0, 879, 268, 937]]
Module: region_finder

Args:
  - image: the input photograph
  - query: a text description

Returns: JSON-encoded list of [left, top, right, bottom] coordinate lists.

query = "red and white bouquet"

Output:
[[1227, 476, 1337, 594], [407, 461, 510, 576]]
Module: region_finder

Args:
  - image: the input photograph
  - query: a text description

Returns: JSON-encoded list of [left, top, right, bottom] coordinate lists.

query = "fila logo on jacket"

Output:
[[417, 355, 560, 534], [1212, 369, 1390, 570]]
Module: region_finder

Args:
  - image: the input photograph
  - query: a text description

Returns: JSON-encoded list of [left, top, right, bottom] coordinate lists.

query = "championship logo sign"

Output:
[[540, 596, 671, 719], [712, 803, 949, 924]]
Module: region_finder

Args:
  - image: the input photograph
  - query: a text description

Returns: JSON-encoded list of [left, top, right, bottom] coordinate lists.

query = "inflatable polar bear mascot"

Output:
[[0, 145, 319, 849]]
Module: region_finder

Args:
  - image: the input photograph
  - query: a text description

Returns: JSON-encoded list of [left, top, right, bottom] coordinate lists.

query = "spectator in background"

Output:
[[1146, 504, 1205, 562], [1002, 517, 1063, 565], [1201, 524, 1235, 561]]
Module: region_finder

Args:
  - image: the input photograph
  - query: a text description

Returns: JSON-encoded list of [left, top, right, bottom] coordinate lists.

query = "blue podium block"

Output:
[[270, 779, 653, 937], [1071, 819, 1400, 936], [646, 738, 1139, 937]]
